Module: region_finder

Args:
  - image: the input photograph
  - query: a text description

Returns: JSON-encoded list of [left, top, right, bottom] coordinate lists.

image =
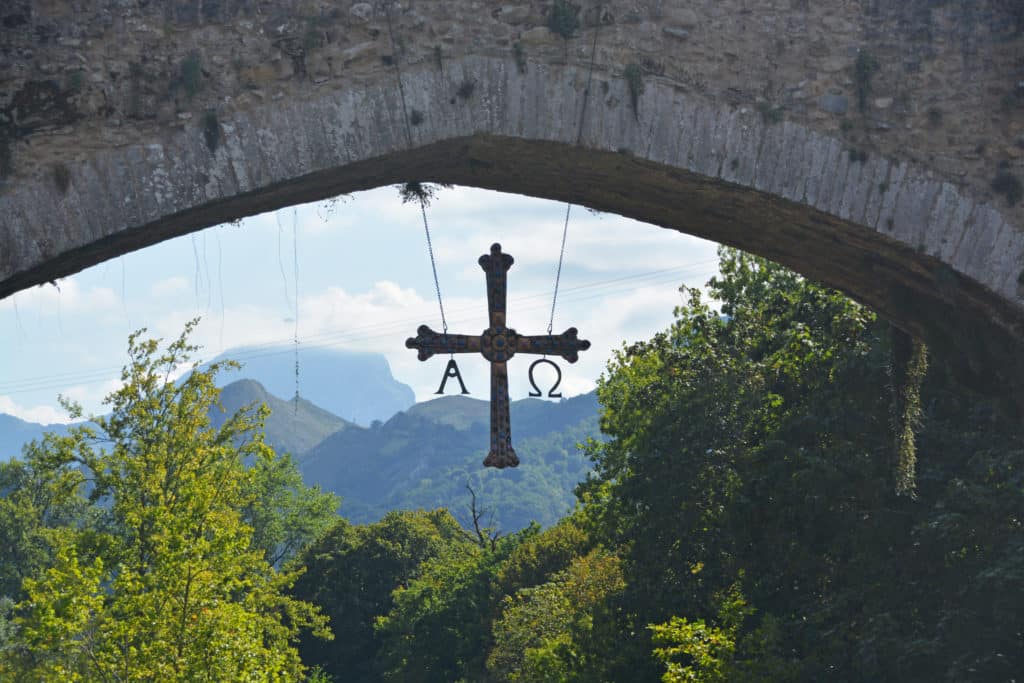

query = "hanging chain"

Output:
[[385, 0, 449, 335], [384, 0, 602, 337], [547, 202, 572, 334], [548, 6, 603, 334], [292, 208, 300, 415], [420, 200, 449, 334]]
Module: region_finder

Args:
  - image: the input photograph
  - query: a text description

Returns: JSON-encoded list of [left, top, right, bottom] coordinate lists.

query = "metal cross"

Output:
[[406, 243, 590, 468]]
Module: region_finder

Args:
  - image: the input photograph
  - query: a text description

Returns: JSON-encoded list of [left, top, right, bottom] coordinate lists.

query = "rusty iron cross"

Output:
[[406, 243, 590, 468]]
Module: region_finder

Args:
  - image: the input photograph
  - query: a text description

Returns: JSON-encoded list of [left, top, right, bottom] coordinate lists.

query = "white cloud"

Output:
[[0, 395, 75, 425], [0, 185, 724, 418], [150, 276, 189, 298], [62, 378, 124, 409], [0, 279, 118, 315]]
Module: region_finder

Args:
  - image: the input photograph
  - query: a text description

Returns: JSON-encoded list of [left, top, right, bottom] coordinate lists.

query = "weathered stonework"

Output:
[[1, 0, 1023, 398]]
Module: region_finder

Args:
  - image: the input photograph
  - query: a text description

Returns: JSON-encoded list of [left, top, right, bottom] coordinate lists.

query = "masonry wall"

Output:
[[1, 0, 1021, 215], [1, 1, 1024, 398]]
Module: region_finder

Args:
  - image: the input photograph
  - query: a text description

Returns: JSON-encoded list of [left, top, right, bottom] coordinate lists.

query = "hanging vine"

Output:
[[889, 326, 928, 498]]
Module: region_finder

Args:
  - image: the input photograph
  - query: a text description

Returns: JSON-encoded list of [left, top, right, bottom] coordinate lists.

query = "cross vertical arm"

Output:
[[479, 243, 514, 329], [482, 360, 518, 468]]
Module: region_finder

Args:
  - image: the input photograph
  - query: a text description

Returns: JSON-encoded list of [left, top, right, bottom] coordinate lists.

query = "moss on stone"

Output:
[[0, 134, 10, 180], [53, 163, 70, 193], [456, 78, 476, 100], [513, 42, 527, 74], [65, 70, 84, 93], [202, 110, 220, 153], [547, 0, 579, 39], [624, 64, 643, 120], [756, 100, 784, 125], [181, 51, 202, 99], [854, 50, 879, 113], [992, 171, 1022, 207]]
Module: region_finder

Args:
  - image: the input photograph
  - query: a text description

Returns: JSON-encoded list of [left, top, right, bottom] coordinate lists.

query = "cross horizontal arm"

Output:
[[518, 327, 591, 363], [406, 325, 481, 361]]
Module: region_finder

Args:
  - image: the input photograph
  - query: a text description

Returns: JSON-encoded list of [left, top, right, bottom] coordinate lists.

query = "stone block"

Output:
[[499, 5, 531, 25], [664, 7, 699, 27], [349, 3, 372, 23], [818, 94, 848, 114], [341, 42, 378, 65], [518, 26, 554, 46], [240, 64, 277, 88]]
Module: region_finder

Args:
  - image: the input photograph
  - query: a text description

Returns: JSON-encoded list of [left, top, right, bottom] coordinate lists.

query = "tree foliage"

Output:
[[244, 449, 339, 567], [488, 549, 624, 682], [0, 456, 93, 603], [578, 247, 1024, 680], [292, 508, 469, 682], [1, 323, 330, 681], [2, 249, 1020, 681], [374, 538, 507, 682]]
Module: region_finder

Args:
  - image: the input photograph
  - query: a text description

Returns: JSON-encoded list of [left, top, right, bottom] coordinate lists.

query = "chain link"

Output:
[[420, 199, 448, 334]]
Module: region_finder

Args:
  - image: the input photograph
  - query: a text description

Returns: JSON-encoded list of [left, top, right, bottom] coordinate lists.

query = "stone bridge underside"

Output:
[[1, 0, 1023, 399]]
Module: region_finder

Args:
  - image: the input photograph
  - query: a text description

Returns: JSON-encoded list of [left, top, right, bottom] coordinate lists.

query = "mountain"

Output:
[[204, 346, 415, 426], [1, 378, 602, 534], [0, 378, 351, 464], [211, 379, 353, 457], [300, 392, 600, 532], [0, 414, 73, 461]]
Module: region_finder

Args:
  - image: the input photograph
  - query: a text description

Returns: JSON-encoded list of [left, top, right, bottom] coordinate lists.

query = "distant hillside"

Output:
[[0, 378, 351, 464], [1, 382, 602, 533], [300, 392, 600, 532], [0, 414, 73, 462], [204, 346, 415, 426], [211, 379, 353, 457]]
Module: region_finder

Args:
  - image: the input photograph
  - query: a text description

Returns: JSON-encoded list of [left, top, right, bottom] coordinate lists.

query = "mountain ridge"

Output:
[[300, 392, 599, 531], [1, 375, 600, 533], [203, 346, 415, 426], [211, 379, 353, 457]]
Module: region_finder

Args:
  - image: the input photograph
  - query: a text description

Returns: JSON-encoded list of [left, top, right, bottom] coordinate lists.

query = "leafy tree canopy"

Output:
[[1, 322, 331, 681]]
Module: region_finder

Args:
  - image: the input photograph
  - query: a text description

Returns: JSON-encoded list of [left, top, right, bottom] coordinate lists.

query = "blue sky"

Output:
[[0, 186, 720, 424]]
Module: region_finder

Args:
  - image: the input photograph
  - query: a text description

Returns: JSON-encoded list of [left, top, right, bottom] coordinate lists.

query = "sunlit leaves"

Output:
[[5, 323, 329, 680]]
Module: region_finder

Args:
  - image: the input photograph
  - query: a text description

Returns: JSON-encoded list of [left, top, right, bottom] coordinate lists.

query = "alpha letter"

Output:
[[436, 359, 470, 395]]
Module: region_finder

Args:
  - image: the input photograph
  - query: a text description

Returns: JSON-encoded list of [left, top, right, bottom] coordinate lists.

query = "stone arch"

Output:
[[1, 2, 1022, 397]]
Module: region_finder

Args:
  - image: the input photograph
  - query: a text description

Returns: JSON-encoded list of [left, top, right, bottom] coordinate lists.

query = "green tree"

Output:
[[581, 247, 1023, 680], [2, 323, 330, 681], [580, 249, 891, 677], [649, 582, 794, 683], [292, 508, 468, 682], [244, 449, 339, 567], [487, 549, 625, 682], [494, 513, 591, 597], [0, 456, 93, 602], [0, 595, 16, 654], [374, 526, 534, 683]]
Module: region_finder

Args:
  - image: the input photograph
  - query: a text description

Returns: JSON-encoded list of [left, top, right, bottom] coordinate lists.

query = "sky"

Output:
[[0, 186, 720, 425]]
